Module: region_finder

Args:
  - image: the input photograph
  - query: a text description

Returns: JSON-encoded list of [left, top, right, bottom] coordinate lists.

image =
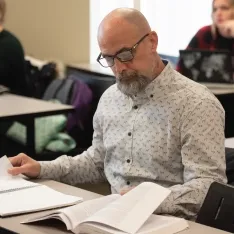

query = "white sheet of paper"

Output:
[[0, 155, 13, 178], [0, 156, 83, 217], [225, 138, 234, 148], [0, 185, 82, 216], [82, 182, 171, 234], [0, 155, 38, 192], [81, 215, 189, 234]]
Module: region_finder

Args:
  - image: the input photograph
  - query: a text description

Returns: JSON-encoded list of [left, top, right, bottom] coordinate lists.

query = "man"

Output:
[[8, 8, 226, 220]]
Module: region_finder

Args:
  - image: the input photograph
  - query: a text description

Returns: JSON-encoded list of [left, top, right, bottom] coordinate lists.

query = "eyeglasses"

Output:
[[97, 33, 149, 68]]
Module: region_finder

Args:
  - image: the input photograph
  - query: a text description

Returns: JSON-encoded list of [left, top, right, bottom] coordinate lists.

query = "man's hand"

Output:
[[8, 153, 41, 178], [120, 186, 135, 195], [218, 20, 234, 38]]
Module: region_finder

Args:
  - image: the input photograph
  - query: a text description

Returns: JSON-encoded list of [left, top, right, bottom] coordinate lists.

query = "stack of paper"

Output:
[[0, 156, 83, 216]]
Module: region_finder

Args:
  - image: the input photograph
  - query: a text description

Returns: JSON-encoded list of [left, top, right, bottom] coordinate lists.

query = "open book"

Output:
[[23, 182, 189, 234], [0, 156, 83, 216]]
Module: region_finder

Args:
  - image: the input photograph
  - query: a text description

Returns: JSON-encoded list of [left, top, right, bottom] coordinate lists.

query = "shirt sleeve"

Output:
[[155, 98, 227, 220], [39, 102, 107, 185]]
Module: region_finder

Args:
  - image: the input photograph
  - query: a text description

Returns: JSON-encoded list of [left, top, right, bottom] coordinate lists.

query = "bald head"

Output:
[[98, 8, 151, 47], [96, 8, 164, 86]]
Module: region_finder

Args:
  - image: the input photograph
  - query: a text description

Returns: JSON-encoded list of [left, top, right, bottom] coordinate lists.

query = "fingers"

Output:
[[120, 189, 127, 195], [8, 153, 28, 166], [8, 166, 26, 176], [218, 21, 234, 38], [8, 153, 30, 175], [7, 154, 40, 178], [120, 187, 134, 195]]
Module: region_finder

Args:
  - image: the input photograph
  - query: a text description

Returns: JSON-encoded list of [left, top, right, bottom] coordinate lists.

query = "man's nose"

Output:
[[113, 58, 127, 74]]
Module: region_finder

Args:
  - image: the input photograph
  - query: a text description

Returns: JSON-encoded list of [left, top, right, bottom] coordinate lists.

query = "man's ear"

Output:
[[150, 31, 158, 52]]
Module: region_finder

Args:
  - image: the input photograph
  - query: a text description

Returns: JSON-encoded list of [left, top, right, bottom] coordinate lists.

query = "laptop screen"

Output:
[[179, 49, 233, 84]]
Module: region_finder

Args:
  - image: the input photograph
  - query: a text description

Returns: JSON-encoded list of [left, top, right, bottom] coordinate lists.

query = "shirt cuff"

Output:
[[38, 161, 57, 179]]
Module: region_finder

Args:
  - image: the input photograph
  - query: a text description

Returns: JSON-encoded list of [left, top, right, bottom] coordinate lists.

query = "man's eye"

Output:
[[117, 51, 133, 61], [102, 56, 112, 62]]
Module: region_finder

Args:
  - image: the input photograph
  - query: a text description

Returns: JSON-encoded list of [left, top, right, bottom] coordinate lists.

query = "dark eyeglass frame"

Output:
[[97, 33, 150, 68]]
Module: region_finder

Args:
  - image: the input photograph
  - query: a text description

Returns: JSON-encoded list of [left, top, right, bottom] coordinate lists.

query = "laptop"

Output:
[[179, 49, 234, 88]]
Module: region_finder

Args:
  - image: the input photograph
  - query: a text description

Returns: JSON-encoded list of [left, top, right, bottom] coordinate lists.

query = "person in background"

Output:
[[7, 8, 227, 220], [177, 0, 234, 71], [0, 0, 30, 96]]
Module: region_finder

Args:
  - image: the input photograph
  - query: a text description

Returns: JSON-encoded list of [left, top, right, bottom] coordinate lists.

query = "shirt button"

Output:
[[126, 159, 130, 163], [150, 94, 154, 98], [133, 105, 138, 109], [127, 181, 130, 185], [128, 132, 131, 136]]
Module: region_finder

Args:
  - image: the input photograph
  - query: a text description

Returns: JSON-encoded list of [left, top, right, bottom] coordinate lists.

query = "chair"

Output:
[[226, 147, 234, 185], [0, 67, 115, 160], [196, 181, 234, 233], [66, 66, 115, 148]]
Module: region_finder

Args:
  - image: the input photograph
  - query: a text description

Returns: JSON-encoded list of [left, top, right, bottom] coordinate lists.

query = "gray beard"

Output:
[[116, 73, 151, 97]]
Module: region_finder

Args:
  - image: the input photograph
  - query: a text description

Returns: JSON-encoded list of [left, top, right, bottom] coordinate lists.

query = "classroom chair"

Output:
[[196, 181, 234, 233]]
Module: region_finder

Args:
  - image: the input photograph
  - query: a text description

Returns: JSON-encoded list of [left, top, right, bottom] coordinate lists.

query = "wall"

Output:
[[5, 0, 90, 64]]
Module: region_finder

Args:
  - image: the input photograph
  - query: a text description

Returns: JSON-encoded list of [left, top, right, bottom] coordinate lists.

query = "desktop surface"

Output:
[[0, 93, 74, 120], [68, 63, 114, 77], [0, 180, 231, 234]]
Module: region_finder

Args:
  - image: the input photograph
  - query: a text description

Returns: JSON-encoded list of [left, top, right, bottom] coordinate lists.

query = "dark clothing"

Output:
[[177, 25, 234, 72], [225, 147, 234, 185], [187, 25, 234, 53], [0, 29, 29, 96]]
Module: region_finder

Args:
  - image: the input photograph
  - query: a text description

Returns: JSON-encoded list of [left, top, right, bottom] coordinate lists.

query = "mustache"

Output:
[[116, 71, 151, 97], [117, 71, 138, 81]]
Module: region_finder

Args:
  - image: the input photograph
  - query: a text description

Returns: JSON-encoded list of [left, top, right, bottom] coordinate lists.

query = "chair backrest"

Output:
[[25, 60, 56, 98], [65, 67, 116, 148], [196, 181, 234, 233]]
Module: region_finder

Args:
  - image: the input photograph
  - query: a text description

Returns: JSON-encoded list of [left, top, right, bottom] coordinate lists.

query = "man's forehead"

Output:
[[99, 32, 138, 55], [98, 18, 140, 54]]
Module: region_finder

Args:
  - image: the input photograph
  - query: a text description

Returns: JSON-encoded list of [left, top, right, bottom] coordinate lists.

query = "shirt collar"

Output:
[[132, 60, 175, 101]]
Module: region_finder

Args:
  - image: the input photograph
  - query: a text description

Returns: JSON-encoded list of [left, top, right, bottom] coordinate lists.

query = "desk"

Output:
[[0, 180, 231, 234], [0, 94, 74, 156], [68, 63, 114, 77]]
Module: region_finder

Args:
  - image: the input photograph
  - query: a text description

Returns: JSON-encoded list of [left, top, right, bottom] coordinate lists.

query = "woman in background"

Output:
[[187, 0, 234, 52], [177, 0, 234, 72], [0, 0, 30, 96]]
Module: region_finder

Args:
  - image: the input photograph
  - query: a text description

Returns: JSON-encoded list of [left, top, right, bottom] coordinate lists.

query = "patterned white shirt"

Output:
[[39, 62, 227, 220]]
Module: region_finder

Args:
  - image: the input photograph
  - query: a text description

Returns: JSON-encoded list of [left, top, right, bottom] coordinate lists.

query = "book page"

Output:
[[0, 156, 39, 193], [22, 194, 120, 232], [136, 215, 189, 234], [225, 138, 234, 148], [64, 194, 120, 231], [80, 215, 189, 234], [0, 155, 13, 178], [82, 182, 171, 234]]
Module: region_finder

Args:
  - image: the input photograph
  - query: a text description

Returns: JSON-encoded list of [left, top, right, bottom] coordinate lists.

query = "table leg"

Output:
[[26, 118, 36, 156]]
